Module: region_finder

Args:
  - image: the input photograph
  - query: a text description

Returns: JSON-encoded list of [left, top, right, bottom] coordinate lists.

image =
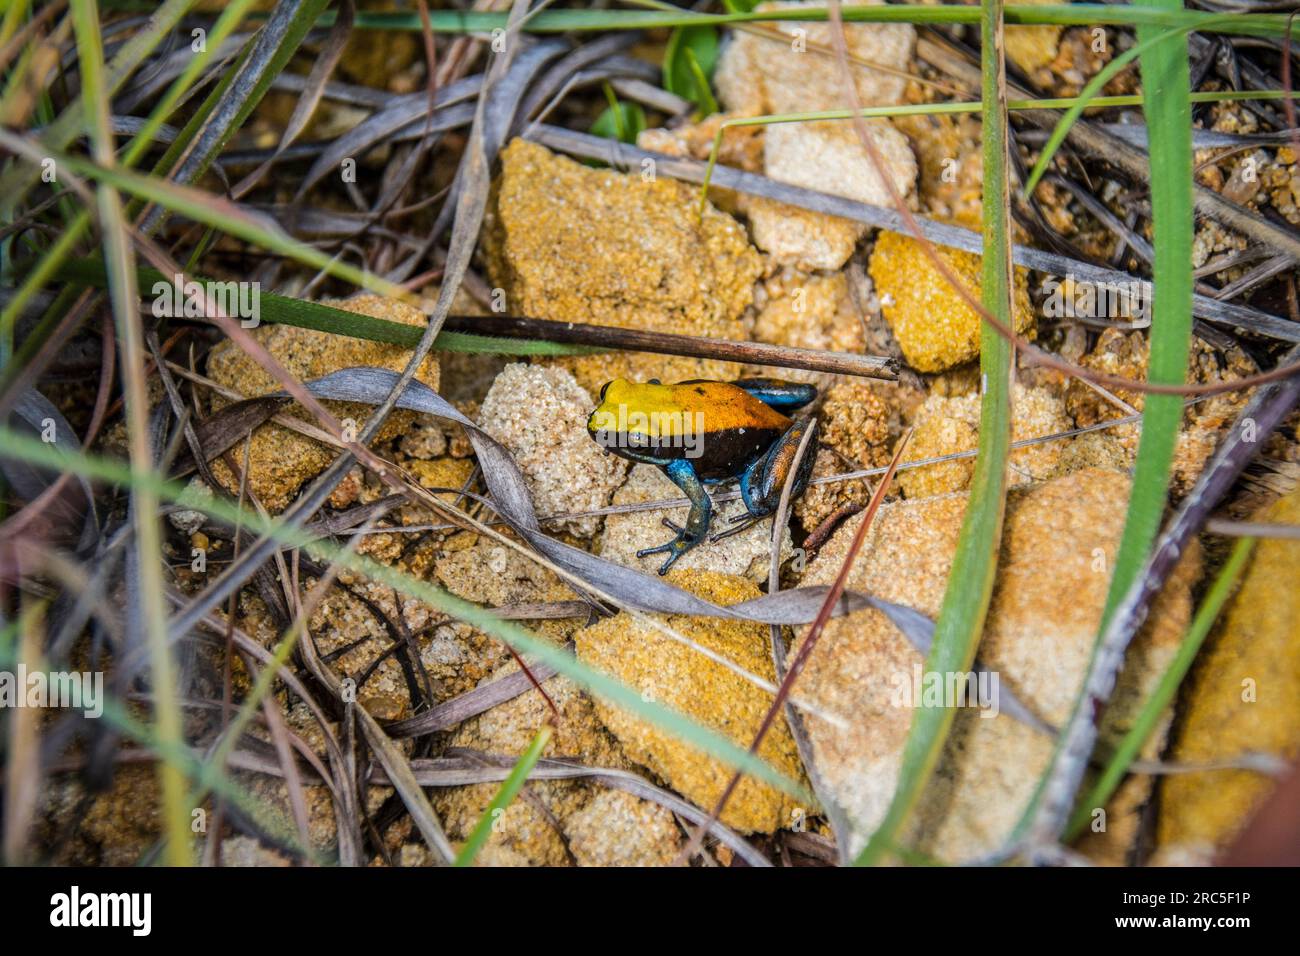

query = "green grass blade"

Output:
[[853, 0, 1014, 866], [696, 88, 1296, 211], [1014, 0, 1196, 850], [56, 260, 602, 357], [1, 136, 410, 299], [0, 0, 196, 200], [69, 0, 190, 866], [453, 725, 553, 867], [0, 625, 312, 862], [1065, 536, 1256, 840], [316, 5, 1300, 41]]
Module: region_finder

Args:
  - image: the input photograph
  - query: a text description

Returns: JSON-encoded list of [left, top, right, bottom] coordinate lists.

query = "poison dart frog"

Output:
[[587, 378, 819, 574]]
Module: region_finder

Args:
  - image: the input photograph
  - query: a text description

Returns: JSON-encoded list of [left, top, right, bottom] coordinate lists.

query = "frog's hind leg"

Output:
[[636, 458, 712, 575], [738, 417, 819, 521], [732, 378, 817, 412]]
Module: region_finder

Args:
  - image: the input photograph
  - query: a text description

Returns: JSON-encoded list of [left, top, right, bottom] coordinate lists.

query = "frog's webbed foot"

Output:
[[636, 536, 697, 575], [636, 459, 711, 575]]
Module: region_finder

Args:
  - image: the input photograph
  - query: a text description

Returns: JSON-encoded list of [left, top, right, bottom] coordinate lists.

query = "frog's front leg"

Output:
[[738, 417, 819, 520], [637, 458, 712, 575]]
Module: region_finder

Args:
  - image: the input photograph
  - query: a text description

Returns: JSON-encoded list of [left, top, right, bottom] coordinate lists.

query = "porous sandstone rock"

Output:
[[485, 139, 763, 395], [791, 469, 1200, 862], [575, 570, 807, 834], [868, 230, 1035, 373], [477, 363, 628, 539], [205, 294, 440, 511]]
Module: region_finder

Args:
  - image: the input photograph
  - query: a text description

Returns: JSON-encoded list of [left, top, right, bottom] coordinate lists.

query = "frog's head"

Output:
[[588, 379, 671, 454], [587, 378, 632, 449]]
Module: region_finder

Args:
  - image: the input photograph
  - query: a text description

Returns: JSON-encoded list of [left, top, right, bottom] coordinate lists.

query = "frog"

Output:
[[587, 377, 819, 574]]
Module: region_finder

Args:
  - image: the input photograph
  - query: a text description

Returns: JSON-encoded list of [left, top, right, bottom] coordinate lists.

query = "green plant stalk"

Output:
[[454, 725, 553, 867], [1013, 0, 1195, 848], [603, 82, 626, 141], [0, 0, 30, 49], [70, 0, 190, 867], [696, 88, 1297, 212], [853, 0, 1014, 866], [1065, 536, 1256, 840], [56, 260, 602, 356], [684, 46, 719, 116], [319, 4, 1300, 40], [0, 426, 812, 804], [0, 0, 258, 367]]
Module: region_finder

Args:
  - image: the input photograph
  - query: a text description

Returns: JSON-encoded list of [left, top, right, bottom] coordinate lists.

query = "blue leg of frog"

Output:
[[720, 417, 821, 540], [731, 378, 817, 413], [636, 457, 713, 575]]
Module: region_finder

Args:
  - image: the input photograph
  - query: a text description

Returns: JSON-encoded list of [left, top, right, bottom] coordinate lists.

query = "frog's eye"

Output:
[[599, 382, 610, 403]]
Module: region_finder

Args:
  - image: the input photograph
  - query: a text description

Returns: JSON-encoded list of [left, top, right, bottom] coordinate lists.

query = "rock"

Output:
[[304, 578, 440, 720], [745, 198, 867, 272], [793, 447, 872, 533], [747, 121, 917, 270], [599, 464, 794, 582], [398, 418, 448, 460], [711, 3, 918, 270], [167, 475, 213, 535], [406, 456, 475, 503], [1003, 0, 1064, 74], [1157, 489, 1300, 859], [638, 113, 765, 173], [565, 789, 683, 866], [477, 363, 628, 539], [1065, 329, 1258, 496], [242, 771, 338, 860], [574, 569, 806, 834], [433, 663, 649, 867], [637, 113, 764, 216], [485, 139, 763, 395], [219, 835, 293, 867], [205, 294, 440, 511], [765, 121, 917, 210], [752, 270, 866, 356], [45, 765, 169, 866], [791, 469, 1200, 861], [714, 1, 915, 116], [434, 534, 581, 648], [896, 384, 1073, 499], [819, 379, 893, 468], [868, 230, 1035, 373], [893, 111, 985, 229]]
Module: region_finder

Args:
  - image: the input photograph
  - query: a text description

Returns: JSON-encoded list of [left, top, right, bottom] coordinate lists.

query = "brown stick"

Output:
[[439, 314, 900, 380]]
